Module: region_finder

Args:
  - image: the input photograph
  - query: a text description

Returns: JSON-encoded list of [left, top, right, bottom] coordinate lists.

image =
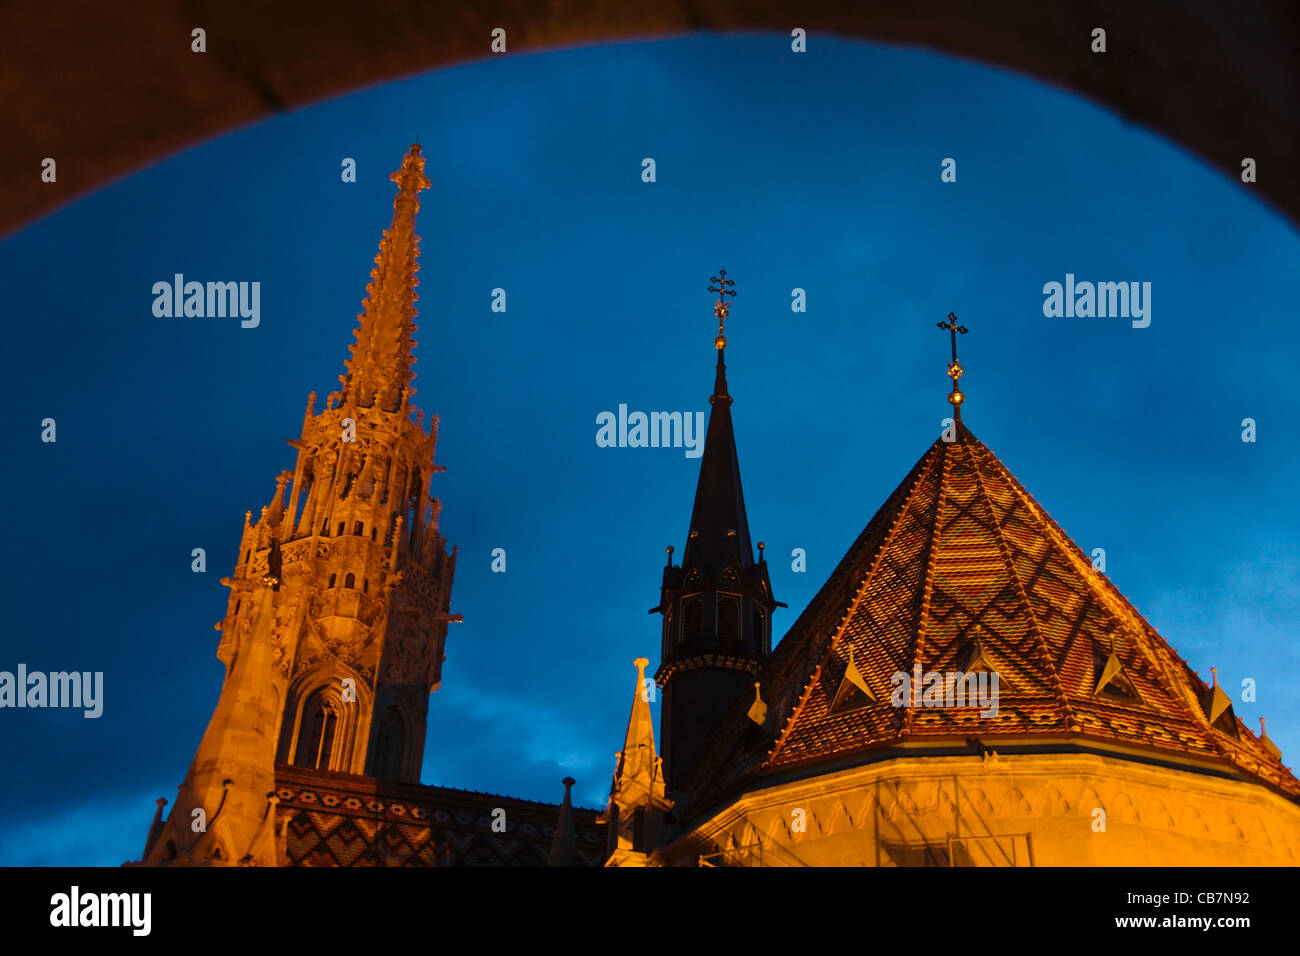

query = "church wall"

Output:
[[680, 752, 1300, 866]]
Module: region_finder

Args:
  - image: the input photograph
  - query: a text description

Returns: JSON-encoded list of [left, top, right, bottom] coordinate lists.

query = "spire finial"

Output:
[[936, 311, 969, 417], [708, 268, 736, 350], [341, 145, 431, 413]]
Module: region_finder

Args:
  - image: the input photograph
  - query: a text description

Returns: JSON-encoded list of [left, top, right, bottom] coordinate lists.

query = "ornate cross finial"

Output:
[[936, 311, 969, 415], [391, 143, 431, 201], [709, 269, 736, 349]]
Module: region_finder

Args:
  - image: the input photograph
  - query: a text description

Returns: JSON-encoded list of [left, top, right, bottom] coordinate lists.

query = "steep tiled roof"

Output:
[[680, 422, 1299, 818], [275, 765, 606, 866]]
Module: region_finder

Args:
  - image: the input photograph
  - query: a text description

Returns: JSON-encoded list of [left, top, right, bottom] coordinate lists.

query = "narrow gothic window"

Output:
[[682, 597, 702, 645], [337, 521, 345, 536], [344, 572, 355, 589], [718, 595, 740, 650], [354, 521, 364, 535], [322, 520, 330, 536], [753, 606, 765, 652], [328, 574, 336, 588], [292, 475, 312, 529], [371, 528, 378, 541], [293, 691, 339, 771], [316, 707, 338, 769], [363, 578, 369, 594]]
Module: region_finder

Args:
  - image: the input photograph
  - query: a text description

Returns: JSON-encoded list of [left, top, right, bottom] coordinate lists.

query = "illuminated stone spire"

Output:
[[136, 145, 458, 867], [340, 144, 431, 413], [603, 658, 673, 866]]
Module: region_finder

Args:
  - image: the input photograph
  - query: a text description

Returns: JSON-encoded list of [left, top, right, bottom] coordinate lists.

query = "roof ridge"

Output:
[[275, 766, 603, 812], [902, 440, 952, 736], [973, 441, 1220, 735], [966, 440, 1079, 731], [765, 440, 945, 767], [966, 436, 1290, 781]]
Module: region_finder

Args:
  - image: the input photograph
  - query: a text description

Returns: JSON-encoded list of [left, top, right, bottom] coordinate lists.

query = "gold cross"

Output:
[[708, 269, 736, 347], [936, 312, 969, 413]]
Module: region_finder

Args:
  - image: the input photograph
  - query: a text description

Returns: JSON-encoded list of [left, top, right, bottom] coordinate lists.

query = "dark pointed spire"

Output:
[[653, 270, 778, 797], [340, 144, 431, 413], [547, 777, 578, 866], [141, 797, 168, 860], [682, 270, 753, 576]]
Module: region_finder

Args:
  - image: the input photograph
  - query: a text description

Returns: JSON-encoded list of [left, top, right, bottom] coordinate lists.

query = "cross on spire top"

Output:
[[935, 311, 970, 416], [709, 269, 736, 349]]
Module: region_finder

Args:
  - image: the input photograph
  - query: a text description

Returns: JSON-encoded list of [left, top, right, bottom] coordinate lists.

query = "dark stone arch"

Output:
[[2, 1, 1296, 239]]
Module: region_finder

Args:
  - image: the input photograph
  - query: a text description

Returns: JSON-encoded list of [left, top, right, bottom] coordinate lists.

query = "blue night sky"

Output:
[[2, 34, 1297, 866]]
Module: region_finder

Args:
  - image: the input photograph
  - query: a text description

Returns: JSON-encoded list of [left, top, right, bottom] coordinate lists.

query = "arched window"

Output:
[[293, 690, 339, 771], [371, 528, 378, 541], [327, 573, 336, 588], [321, 520, 330, 536], [718, 595, 740, 650], [362, 578, 369, 594], [344, 572, 355, 589], [354, 521, 364, 535], [373, 706, 406, 779], [337, 521, 345, 536], [682, 597, 701, 645]]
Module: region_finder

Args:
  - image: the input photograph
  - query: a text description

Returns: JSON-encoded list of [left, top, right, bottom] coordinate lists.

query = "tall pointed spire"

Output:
[[340, 144, 431, 413], [682, 269, 752, 575], [653, 271, 780, 798], [135, 144, 458, 867]]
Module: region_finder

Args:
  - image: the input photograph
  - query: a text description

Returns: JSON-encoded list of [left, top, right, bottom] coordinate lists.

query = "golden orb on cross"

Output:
[[709, 268, 736, 350]]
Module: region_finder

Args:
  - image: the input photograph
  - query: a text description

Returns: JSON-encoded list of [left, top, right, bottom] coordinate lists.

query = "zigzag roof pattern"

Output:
[[275, 765, 606, 867], [682, 422, 1299, 817]]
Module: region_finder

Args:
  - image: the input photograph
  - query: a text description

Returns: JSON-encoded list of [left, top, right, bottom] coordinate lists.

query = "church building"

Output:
[[608, 282, 1300, 866], [135, 145, 1300, 867]]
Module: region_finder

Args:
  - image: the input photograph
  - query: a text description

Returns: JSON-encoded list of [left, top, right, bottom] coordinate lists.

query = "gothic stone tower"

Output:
[[141, 144, 457, 866], [652, 272, 780, 799]]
